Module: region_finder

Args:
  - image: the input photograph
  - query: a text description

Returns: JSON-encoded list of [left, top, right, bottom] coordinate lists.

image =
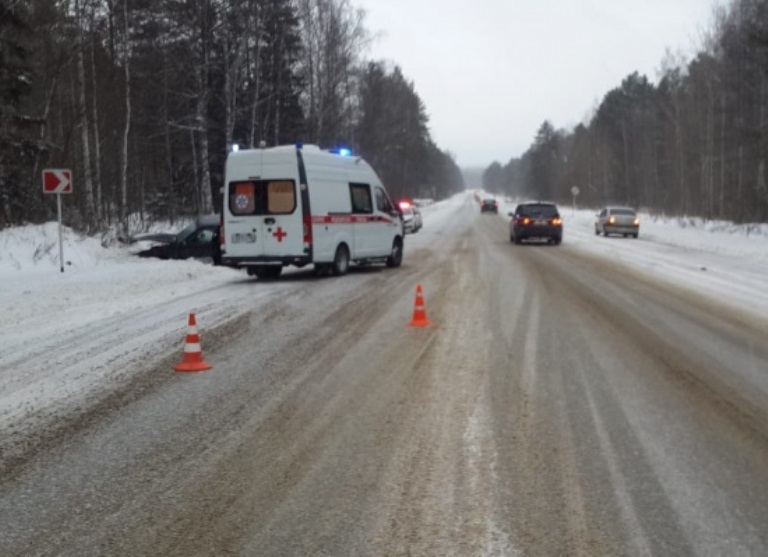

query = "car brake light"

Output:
[[303, 214, 312, 245], [633, 217, 640, 225], [609, 216, 616, 224], [552, 217, 562, 225], [522, 217, 531, 225]]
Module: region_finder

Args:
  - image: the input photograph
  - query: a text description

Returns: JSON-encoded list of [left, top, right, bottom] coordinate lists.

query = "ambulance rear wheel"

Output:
[[264, 266, 282, 279], [386, 238, 403, 268], [332, 244, 350, 276], [252, 265, 282, 280]]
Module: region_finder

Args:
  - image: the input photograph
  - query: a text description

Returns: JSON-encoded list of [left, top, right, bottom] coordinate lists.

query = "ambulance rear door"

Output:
[[260, 177, 303, 258], [227, 178, 303, 258]]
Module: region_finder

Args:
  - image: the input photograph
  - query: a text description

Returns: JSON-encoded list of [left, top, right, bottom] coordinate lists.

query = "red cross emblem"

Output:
[[272, 227, 287, 242]]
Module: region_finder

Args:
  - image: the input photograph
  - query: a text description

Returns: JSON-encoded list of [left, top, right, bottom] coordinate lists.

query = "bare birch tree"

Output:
[[120, 0, 131, 226], [192, 0, 214, 214], [297, 0, 368, 145], [75, 0, 96, 229], [88, 1, 103, 225]]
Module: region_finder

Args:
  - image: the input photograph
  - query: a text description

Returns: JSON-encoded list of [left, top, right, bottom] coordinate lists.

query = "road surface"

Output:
[[2, 195, 768, 556]]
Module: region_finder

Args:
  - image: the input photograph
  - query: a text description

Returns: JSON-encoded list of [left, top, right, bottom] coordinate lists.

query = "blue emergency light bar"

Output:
[[328, 147, 353, 156]]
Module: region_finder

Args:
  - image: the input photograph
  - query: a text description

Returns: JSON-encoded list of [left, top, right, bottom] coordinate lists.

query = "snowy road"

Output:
[[2, 194, 768, 555]]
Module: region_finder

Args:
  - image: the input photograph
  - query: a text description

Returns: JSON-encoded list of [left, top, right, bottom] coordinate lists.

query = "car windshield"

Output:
[[174, 222, 199, 243]]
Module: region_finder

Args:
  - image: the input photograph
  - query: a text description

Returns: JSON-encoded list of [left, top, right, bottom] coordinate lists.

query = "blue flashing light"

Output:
[[329, 146, 353, 156]]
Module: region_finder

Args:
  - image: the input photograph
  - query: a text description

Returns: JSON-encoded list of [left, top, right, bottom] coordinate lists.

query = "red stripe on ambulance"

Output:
[[311, 215, 394, 224]]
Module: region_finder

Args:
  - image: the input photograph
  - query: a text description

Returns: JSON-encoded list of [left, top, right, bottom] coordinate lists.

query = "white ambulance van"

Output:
[[221, 144, 404, 279]]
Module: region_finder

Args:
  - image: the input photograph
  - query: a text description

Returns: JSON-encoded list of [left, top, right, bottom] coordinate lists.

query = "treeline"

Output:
[[484, 0, 768, 223], [0, 0, 464, 231]]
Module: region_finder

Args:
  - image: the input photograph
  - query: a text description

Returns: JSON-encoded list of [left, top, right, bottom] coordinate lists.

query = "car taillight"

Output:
[[552, 217, 562, 226], [303, 214, 313, 245], [609, 216, 616, 224], [522, 217, 531, 225], [633, 217, 640, 225], [220, 220, 225, 248]]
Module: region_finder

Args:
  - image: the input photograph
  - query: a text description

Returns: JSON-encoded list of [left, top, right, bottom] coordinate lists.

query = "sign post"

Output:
[[570, 186, 580, 216], [42, 169, 73, 273]]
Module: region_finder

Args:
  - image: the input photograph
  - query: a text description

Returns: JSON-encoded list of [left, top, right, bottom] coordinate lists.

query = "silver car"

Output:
[[399, 203, 423, 233], [595, 206, 640, 238]]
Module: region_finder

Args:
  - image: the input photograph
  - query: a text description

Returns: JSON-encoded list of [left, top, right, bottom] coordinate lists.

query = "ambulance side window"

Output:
[[349, 183, 373, 214], [375, 187, 394, 213]]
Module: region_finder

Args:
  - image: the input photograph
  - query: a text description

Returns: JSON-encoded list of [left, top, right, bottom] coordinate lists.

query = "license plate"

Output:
[[232, 233, 256, 243], [535, 219, 547, 225]]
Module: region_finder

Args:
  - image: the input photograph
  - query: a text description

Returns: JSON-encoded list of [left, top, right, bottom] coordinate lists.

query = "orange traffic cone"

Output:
[[408, 284, 432, 327], [174, 313, 212, 372]]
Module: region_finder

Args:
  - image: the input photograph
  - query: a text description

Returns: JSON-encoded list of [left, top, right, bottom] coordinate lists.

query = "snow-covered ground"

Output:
[[493, 195, 768, 321], [1, 191, 766, 448]]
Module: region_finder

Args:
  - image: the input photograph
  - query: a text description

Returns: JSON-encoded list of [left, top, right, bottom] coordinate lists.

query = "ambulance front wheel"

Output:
[[332, 244, 350, 276], [386, 238, 403, 268]]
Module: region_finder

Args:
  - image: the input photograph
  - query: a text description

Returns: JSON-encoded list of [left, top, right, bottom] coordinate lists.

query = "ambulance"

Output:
[[221, 144, 405, 279]]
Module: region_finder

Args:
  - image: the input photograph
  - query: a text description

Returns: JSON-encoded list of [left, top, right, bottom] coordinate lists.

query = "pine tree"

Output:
[[0, 0, 42, 226]]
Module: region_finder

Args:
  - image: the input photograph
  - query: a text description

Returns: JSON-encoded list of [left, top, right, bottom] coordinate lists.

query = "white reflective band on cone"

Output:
[[184, 343, 202, 353]]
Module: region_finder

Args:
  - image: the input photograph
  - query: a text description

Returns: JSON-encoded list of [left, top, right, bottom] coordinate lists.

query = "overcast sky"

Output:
[[356, 0, 718, 168]]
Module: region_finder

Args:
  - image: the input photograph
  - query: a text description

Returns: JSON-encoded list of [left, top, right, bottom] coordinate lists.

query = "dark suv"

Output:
[[480, 198, 498, 213], [509, 202, 562, 245]]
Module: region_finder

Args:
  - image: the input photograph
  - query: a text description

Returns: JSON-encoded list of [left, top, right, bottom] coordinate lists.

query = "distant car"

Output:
[[399, 201, 422, 233], [132, 215, 222, 264], [595, 206, 639, 238], [480, 198, 498, 213], [509, 202, 562, 245], [412, 206, 423, 231]]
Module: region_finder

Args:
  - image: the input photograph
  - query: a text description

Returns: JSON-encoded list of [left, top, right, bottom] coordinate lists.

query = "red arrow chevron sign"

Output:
[[42, 169, 73, 194]]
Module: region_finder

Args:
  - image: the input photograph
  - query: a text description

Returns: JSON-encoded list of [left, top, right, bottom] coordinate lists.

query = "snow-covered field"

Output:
[[1, 191, 767, 451], [498, 196, 768, 321]]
